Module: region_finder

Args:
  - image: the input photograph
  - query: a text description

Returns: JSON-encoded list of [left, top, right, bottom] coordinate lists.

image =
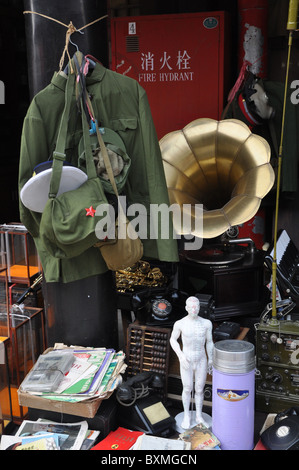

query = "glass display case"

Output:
[[0, 337, 12, 432], [0, 261, 12, 425], [0, 261, 9, 340], [0, 224, 41, 286], [7, 305, 46, 422], [0, 228, 45, 422]]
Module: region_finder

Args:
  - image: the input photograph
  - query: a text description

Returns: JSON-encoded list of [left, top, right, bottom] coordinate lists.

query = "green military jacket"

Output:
[[19, 61, 179, 283]]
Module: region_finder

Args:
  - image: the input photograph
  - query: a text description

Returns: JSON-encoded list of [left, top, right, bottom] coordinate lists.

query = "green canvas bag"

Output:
[[39, 70, 109, 259]]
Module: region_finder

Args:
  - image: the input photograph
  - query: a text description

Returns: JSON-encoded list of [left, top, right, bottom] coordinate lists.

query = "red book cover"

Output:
[[254, 439, 267, 450], [91, 427, 143, 450]]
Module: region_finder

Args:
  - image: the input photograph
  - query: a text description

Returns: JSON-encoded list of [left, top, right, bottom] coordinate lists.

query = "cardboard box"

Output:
[[17, 346, 114, 418], [17, 390, 113, 419]]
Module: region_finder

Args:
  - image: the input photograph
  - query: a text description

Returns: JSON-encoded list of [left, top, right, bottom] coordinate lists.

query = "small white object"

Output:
[[174, 411, 212, 433], [20, 166, 87, 213]]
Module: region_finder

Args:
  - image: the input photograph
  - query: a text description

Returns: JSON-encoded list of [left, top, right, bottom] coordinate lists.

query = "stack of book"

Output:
[[19, 344, 127, 403]]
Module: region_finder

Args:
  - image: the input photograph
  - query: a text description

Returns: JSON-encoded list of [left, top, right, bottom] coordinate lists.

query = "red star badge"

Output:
[[85, 206, 96, 217]]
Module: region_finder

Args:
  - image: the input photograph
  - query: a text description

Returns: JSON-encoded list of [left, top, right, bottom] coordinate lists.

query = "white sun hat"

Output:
[[20, 161, 88, 213]]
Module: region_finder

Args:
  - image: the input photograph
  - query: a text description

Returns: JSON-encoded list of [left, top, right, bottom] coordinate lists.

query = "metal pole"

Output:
[[271, 0, 299, 324]]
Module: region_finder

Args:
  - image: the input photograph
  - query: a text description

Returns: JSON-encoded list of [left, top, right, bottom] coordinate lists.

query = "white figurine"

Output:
[[170, 296, 214, 429]]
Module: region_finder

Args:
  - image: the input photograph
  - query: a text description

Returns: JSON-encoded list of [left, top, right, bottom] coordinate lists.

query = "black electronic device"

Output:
[[261, 407, 299, 450], [116, 371, 164, 404], [116, 372, 175, 436], [255, 299, 299, 413], [132, 288, 188, 327], [179, 239, 269, 320], [264, 229, 299, 301], [213, 321, 241, 342], [195, 293, 215, 320]]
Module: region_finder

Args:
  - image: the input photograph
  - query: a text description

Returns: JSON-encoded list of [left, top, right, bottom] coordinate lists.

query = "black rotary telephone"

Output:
[[261, 407, 299, 450], [116, 371, 164, 406], [116, 372, 175, 436]]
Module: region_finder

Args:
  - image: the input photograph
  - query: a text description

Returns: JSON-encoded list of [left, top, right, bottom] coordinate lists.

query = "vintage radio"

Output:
[[256, 308, 299, 413], [264, 229, 299, 301]]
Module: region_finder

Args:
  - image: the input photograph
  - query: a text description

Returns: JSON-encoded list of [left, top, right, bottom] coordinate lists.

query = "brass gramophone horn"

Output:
[[160, 118, 275, 239]]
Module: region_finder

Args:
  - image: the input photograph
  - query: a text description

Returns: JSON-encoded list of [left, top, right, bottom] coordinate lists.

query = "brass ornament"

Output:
[[160, 118, 275, 239], [116, 261, 168, 292]]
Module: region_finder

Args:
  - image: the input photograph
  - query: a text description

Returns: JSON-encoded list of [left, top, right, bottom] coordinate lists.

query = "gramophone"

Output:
[[160, 118, 275, 320]]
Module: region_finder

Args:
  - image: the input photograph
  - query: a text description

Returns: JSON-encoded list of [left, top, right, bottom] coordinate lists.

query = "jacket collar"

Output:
[[51, 61, 106, 91]]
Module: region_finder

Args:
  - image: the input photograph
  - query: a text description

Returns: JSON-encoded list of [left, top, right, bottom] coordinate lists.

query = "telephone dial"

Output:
[[132, 288, 188, 327], [261, 407, 299, 450]]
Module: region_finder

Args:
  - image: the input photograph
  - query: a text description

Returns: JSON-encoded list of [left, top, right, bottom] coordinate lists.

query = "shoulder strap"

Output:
[[85, 92, 131, 224], [48, 70, 75, 198], [85, 93, 119, 197], [48, 61, 98, 199]]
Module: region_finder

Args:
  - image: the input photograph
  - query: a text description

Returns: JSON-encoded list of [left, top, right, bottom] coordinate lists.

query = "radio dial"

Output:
[[272, 372, 283, 384], [261, 353, 270, 361], [270, 334, 278, 343], [260, 332, 269, 342]]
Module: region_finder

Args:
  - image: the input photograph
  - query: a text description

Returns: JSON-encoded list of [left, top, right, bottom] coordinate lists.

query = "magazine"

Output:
[[178, 423, 221, 450], [54, 353, 93, 393], [60, 349, 115, 395], [132, 434, 192, 450], [0, 421, 98, 450], [15, 419, 88, 450]]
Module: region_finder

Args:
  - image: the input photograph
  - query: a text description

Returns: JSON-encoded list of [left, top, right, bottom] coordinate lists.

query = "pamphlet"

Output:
[[178, 423, 221, 450]]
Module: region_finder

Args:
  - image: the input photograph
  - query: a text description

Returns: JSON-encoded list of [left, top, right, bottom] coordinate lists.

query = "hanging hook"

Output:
[[69, 28, 84, 52], [69, 37, 79, 51]]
